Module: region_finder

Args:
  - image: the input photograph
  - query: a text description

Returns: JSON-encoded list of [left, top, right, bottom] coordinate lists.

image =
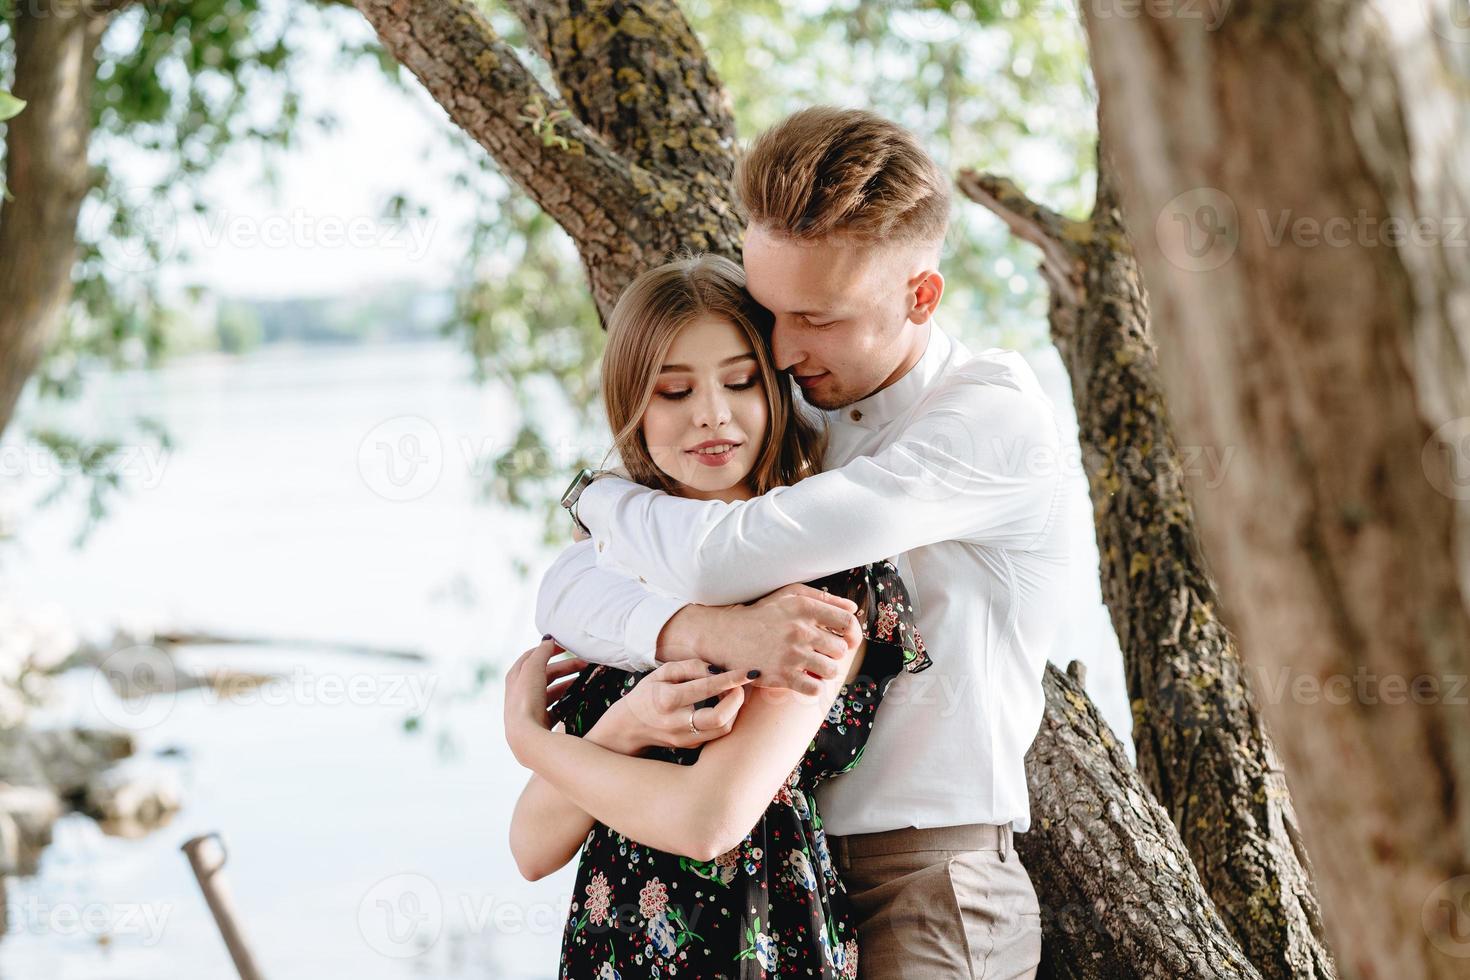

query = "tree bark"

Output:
[[1023, 661, 1263, 979], [1082, 3, 1470, 978], [349, 0, 742, 321], [958, 148, 1335, 980], [500, 0, 739, 179], [350, 1, 1272, 970], [0, 2, 110, 439]]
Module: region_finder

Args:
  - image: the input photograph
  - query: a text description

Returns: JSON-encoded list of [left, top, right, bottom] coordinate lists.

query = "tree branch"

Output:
[[961, 149, 1337, 980], [353, 0, 743, 317], [956, 169, 1084, 305], [349, 0, 635, 254], [1024, 662, 1264, 979], [500, 0, 739, 179]]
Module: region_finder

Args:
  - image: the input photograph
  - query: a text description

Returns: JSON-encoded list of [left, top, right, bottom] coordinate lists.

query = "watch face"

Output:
[[561, 467, 593, 509]]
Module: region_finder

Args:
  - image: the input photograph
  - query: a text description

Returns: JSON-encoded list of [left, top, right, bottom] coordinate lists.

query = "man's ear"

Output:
[[907, 269, 945, 324]]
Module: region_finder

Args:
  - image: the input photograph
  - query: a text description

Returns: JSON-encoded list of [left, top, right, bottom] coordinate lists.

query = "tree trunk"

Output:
[[958, 147, 1335, 980], [1082, 3, 1470, 978], [0, 2, 109, 438], [1023, 661, 1263, 980], [349, 0, 743, 321], [351, 0, 1269, 970]]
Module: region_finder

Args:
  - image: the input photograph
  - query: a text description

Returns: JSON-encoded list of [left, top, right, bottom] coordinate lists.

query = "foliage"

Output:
[[451, 0, 1095, 536], [0, 83, 18, 197], [0, 0, 361, 537], [0, 0, 1095, 545], [18, 420, 174, 548]]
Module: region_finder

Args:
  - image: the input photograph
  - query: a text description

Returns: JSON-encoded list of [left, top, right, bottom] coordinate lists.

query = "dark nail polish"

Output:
[[747, 669, 761, 679], [541, 633, 554, 641], [696, 696, 719, 709], [708, 664, 723, 673]]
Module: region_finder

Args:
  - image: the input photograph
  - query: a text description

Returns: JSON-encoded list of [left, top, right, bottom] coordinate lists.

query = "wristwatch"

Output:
[[560, 467, 603, 536]]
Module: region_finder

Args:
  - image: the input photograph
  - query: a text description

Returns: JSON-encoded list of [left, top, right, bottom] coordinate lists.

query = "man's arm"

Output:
[[534, 539, 684, 673], [537, 541, 862, 693], [578, 377, 1064, 605]]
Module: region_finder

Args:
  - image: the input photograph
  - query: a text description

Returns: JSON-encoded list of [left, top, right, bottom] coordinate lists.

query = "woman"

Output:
[[502, 254, 930, 979]]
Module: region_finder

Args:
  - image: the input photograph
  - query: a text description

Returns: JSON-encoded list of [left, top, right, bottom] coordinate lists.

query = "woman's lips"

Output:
[[686, 443, 740, 467]]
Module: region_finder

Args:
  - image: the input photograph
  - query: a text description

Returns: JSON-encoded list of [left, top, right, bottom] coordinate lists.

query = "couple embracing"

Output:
[[502, 106, 1068, 979]]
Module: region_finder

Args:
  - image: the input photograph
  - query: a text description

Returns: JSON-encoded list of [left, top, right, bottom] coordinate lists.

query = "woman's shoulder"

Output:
[[805, 560, 931, 678]]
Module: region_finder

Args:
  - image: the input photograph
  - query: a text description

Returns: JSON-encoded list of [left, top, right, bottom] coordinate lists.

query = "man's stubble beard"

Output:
[[798, 378, 866, 412], [804, 396, 848, 412]]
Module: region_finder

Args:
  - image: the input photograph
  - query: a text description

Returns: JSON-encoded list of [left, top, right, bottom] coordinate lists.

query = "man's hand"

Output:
[[657, 584, 862, 697]]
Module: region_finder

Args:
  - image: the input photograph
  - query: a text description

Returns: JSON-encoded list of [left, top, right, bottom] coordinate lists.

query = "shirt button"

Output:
[[850, 409, 863, 422], [638, 575, 647, 584], [597, 541, 605, 552]]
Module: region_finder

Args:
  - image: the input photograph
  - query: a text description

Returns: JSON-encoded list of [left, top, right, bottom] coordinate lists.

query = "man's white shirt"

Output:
[[535, 321, 1070, 835]]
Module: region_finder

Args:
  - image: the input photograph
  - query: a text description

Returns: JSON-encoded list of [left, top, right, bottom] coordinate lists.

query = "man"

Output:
[[538, 106, 1066, 978]]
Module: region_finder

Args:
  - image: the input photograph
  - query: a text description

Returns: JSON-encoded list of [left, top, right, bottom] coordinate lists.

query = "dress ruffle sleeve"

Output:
[[807, 558, 930, 688], [548, 663, 636, 737]]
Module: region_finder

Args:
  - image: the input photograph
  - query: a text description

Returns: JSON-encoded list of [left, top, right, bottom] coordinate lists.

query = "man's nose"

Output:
[[770, 319, 803, 372]]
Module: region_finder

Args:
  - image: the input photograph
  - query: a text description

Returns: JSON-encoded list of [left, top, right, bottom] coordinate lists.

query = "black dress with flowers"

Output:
[[552, 559, 928, 980]]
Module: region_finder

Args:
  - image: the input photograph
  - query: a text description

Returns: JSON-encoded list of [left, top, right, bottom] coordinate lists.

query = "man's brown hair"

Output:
[[734, 106, 951, 246]]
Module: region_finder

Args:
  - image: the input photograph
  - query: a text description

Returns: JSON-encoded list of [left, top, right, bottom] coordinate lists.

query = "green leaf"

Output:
[[0, 90, 26, 122]]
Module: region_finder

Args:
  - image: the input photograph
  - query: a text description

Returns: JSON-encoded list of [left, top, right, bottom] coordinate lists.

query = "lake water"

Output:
[[0, 338, 1127, 978]]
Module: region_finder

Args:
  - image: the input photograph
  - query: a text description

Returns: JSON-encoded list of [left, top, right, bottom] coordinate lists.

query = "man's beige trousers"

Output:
[[831, 822, 1042, 979]]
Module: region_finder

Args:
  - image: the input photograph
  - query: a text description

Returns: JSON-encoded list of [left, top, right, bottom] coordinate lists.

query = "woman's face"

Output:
[[641, 315, 769, 501]]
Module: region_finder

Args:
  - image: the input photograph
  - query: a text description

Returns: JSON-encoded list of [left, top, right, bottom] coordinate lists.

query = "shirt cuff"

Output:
[[623, 593, 685, 673], [579, 475, 642, 541]]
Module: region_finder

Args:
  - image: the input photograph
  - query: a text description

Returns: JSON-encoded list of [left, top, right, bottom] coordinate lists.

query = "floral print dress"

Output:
[[553, 559, 928, 980]]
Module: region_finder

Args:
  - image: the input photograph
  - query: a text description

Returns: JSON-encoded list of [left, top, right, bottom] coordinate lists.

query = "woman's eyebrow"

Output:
[[658, 352, 757, 373]]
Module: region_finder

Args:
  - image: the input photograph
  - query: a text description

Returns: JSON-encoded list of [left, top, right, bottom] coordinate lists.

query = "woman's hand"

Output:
[[600, 659, 755, 751], [504, 638, 586, 764]]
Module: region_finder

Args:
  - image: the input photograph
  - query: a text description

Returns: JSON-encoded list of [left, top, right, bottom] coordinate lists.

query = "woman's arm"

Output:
[[510, 722, 636, 881], [508, 656, 752, 880], [505, 637, 860, 862]]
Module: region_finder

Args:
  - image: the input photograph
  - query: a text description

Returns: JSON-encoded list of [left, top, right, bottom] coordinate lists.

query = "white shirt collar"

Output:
[[825, 320, 953, 430]]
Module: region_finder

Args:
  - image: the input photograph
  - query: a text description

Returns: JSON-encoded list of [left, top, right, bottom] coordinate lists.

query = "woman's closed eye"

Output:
[[655, 377, 759, 400]]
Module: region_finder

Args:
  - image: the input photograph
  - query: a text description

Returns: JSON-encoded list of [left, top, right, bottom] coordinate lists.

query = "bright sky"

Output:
[[155, 5, 479, 302]]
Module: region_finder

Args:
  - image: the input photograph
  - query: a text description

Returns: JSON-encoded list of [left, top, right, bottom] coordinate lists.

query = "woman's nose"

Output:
[[692, 387, 732, 428]]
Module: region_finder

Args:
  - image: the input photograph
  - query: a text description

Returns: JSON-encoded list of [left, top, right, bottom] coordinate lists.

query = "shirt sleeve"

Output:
[[577, 375, 1064, 606], [533, 538, 686, 673]]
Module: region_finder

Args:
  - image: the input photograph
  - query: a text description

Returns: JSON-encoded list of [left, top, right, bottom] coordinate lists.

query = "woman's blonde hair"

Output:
[[601, 253, 826, 497]]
